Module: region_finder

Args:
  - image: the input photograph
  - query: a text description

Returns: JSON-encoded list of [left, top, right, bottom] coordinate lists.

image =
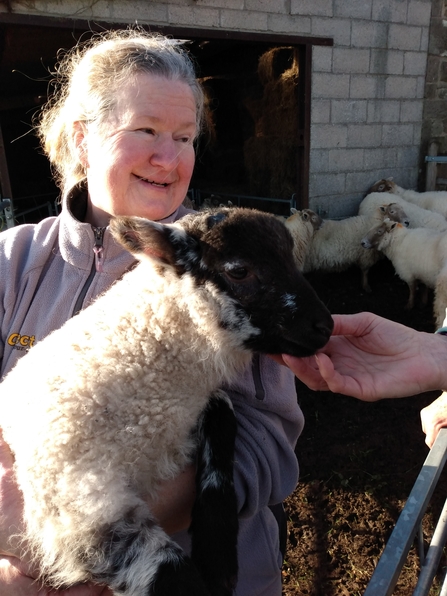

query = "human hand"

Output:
[[420, 392, 447, 448], [0, 555, 111, 595], [275, 312, 447, 401]]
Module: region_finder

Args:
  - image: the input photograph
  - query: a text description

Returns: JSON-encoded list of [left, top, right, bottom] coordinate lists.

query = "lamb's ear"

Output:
[[290, 207, 298, 215], [109, 216, 197, 267], [206, 211, 227, 229]]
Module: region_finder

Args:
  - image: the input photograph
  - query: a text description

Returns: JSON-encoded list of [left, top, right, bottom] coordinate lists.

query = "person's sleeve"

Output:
[[223, 354, 305, 519]]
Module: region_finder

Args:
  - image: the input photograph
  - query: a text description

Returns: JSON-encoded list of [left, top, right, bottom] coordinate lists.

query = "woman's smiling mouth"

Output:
[[137, 176, 169, 187]]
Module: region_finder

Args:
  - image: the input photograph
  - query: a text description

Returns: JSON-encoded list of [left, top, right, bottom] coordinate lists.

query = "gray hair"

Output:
[[36, 28, 204, 196]]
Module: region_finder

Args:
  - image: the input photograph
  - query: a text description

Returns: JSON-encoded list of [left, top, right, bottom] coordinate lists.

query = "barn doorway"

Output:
[[0, 17, 327, 226]]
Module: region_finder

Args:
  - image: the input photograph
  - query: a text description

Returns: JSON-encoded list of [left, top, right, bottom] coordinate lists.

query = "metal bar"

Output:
[[413, 496, 447, 596], [425, 156, 447, 163], [364, 428, 447, 596]]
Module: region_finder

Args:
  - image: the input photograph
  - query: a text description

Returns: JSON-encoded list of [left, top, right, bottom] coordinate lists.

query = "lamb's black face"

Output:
[[183, 208, 334, 357]]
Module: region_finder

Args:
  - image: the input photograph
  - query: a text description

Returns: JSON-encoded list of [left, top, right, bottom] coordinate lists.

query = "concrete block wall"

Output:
[[1, 0, 434, 217]]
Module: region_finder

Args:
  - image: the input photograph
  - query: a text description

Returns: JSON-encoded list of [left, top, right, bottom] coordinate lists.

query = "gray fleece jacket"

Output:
[[0, 188, 305, 596]]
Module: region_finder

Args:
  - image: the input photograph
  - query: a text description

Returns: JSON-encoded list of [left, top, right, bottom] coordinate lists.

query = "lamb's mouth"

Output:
[[138, 176, 168, 187]]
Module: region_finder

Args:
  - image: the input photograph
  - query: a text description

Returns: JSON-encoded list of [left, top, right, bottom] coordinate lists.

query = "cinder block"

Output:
[[385, 76, 418, 99], [333, 48, 370, 73], [309, 172, 346, 197], [334, 0, 371, 19], [347, 124, 382, 148], [245, 0, 287, 12], [372, 0, 407, 23], [404, 51, 429, 75], [350, 75, 379, 99], [388, 24, 423, 51], [367, 100, 401, 123], [381, 123, 414, 146], [370, 49, 404, 74], [311, 124, 348, 149], [407, 1, 433, 27], [329, 148, 365, 171], [312, 46, 333, 73], [311, 17, 352, 46], [220, 8, 268, 29], [268, 14, 312, 34], [168, 5, 220, 27], [352, 21, 388, 48], [313, 73, 350, 99], [311, 99, 331, 123], [291, 0, 333, 17], [332, 100, 368, 124], [364, 147, 398, 169], [400, 100, 424, 122], [309, 149, 330, 172]]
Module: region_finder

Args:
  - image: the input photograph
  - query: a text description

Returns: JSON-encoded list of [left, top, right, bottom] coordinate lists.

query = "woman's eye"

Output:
[[140, 128, 155, 135]]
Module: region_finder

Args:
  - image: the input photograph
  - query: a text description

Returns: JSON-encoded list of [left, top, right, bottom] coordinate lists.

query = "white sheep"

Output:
[[0, 207, 333, 596], [361, 218, 447, 325], [359, 191, 447, 232], [301, 203, 409, 293], [370, 178, 447, 219], [284, 208, 323, 270]]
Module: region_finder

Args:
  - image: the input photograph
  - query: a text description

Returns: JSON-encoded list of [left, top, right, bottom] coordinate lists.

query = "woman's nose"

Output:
[[150, 135, 179, 168]]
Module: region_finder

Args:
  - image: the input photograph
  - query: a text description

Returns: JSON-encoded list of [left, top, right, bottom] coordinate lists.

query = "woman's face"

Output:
[[80, 73, 197, 226]]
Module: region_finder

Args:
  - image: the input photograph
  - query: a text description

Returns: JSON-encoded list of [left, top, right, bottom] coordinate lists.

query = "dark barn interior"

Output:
[[0, 18, 320, 226]]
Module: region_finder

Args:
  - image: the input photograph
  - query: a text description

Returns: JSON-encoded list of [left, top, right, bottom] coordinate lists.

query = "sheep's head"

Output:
[[369, 177, 396, 194], [361, 218, 400, 250], [110, 207, 333, 357], [379, 203, 409, 227]]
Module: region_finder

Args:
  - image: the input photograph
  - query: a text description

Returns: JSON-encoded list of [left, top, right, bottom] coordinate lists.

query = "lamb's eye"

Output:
[[225, 267, 249, 280]]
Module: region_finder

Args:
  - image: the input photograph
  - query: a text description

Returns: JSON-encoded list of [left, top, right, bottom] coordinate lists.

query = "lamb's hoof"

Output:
[[151, 557, 208, 596]]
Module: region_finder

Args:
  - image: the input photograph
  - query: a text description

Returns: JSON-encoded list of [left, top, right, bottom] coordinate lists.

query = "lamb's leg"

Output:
[[189, 389, 239, 596], [405, 279, 417, 310], [87, 505, 208, 596]]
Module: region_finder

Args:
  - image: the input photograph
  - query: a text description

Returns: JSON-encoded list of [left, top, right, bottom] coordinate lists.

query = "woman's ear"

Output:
[[73, 121, 89, 168]]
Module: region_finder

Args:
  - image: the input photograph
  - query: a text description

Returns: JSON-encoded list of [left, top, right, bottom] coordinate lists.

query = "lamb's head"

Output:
[[110, 207, 333, 357], [369, 177, 397, 194], [361, 218, 401, 250]]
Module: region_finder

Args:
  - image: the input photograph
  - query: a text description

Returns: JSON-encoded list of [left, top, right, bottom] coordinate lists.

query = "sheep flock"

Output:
[[279, 177, 447, 330]]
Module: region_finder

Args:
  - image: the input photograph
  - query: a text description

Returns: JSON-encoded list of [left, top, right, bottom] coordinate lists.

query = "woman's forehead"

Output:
[[114, 73, 197, 123]]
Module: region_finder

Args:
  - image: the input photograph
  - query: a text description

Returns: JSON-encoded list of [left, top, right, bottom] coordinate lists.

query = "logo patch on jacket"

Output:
[[7, 332, 35, 351]]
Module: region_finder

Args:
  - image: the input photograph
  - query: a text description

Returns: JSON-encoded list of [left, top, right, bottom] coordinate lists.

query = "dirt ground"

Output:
[[281, 258, 447, 596]]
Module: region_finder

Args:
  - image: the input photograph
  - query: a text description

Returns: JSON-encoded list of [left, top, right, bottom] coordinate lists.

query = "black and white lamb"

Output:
[[0, 207, 333, 596]]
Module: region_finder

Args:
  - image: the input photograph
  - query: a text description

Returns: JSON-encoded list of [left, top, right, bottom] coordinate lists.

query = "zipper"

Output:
[[71, 226, 106, 317]]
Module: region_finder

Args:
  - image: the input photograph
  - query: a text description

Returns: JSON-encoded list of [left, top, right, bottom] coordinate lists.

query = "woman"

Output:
[[0, 29, 303, 595], [279, 311, 447, 448]]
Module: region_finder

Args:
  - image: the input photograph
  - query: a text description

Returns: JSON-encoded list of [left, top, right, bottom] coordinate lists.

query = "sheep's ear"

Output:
[[290, 207, 298, 214], [109, 216, 195, 267], [301, 211, 309, 221], [379, 205, 387, 213]]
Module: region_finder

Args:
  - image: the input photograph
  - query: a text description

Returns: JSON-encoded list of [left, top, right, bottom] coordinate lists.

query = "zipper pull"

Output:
[[92, 227, 106, 273]]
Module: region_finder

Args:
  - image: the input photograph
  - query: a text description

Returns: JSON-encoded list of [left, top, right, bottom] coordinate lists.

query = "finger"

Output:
[[282, 354, 328, 391]]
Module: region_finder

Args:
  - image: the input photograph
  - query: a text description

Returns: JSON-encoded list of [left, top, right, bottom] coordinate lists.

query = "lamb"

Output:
[[361, 218, 447, 325], [370, 178, 447, 219], [359, 191, 447, 232], [0, 207, 333, 596], [301, 203, 409, 293], [284, 208, 323, 270]]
